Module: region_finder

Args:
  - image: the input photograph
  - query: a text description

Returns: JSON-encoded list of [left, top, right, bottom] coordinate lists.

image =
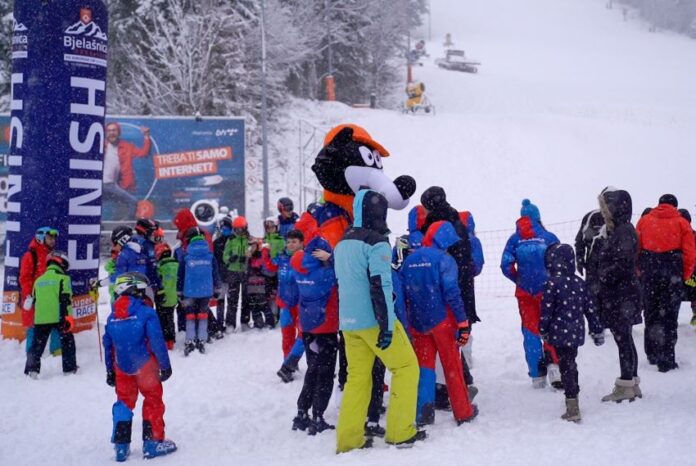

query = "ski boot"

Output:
[[114, 443, 130, 462], [364, 422, 385, 438], [601, 378, 636, 403], [532, 376, 547, 389], [561, 398, 581, 422], [143, 439, 177, 459], [26, 371, 39, 380], [308, 416, 335, 435], [434, 384, 451, 411], [387, 430, 427, 448], [657, 361, 679, 373], [292, 411, 311, 431], [183, 340, 195, 357], [195, 340, 206, 354], [277, 364, 294, 383], [213, 330, 224, 340], [547, 364, 564, 390]]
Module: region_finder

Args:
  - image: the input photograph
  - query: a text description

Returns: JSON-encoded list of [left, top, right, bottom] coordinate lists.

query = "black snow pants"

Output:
[[556, 346, 579, 399], [297, 333, 338, 418], [610, 326, 638, 381], [25, 323, 77, 374]]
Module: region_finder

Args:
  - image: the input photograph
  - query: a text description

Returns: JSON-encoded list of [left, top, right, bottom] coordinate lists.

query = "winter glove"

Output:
[[155, 290, 166, 307], [106, 370, 116, 387], [376, 329, 393, 350], [160, 367, 172, 382], [22, 296, 34, 311], [456, 320, 471, 346], [60, 316, 75, 333], [685, 277, 696, 288], [591, 333, 605, 346]]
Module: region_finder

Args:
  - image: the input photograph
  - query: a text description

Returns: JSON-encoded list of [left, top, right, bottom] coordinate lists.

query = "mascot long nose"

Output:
[[345, 167, 417, 210]]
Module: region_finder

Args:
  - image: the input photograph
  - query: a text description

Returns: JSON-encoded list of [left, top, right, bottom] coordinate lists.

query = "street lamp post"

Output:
[[260, 0, 270, 219]]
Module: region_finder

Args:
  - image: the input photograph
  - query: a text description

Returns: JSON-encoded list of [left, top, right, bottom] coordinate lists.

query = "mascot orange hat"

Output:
[[323, 124, 390, 157]]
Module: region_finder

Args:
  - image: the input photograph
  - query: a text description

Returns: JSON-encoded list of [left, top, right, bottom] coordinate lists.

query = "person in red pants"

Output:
[[103, 272, 176, 462], [402, 220, 478, 426]]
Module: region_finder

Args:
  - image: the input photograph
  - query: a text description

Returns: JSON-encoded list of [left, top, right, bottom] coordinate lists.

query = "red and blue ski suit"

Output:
[[402, 221, 474, 424], [501, 216, 560, 378], [103, 295, 171, 443], [263, 247, 304, 364]]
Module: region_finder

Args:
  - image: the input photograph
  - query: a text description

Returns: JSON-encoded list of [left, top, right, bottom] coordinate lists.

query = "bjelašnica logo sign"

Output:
[[63, 7, 108, 68], [11, 17, 28, 59]]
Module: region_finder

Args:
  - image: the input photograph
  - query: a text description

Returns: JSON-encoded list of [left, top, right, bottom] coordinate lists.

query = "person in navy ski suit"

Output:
[[540, 244, 604, 421], [287, 231, 339, 435], [403, 220, 476, 426], [501, 199, 560, 388], [177, 228, 220, 355], [103, 272, 176, 461], [115, 219, 162, 293]]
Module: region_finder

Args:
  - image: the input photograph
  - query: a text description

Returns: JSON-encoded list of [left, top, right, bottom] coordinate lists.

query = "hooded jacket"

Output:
[[287, 236, 338, 334], [540, 244, 603, 347], [501, 217, 560, 295], [636, 203, 696, 281], [420, 196, 480, 322], [335, 189, 396, 333], [402, 221, 467, 334], [103, 295, 171, 375], [115, 235, 161, 291], [596, 189, 642, 328], [177, 236, 220, 298], [574, 209, 604, 277]]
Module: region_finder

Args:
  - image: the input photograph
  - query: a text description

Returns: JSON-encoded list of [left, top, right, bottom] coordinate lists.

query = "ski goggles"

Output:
[[35, 227, 59, 242]]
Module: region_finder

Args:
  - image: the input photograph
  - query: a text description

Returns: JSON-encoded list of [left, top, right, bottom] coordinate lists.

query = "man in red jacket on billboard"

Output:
[[103, 122, 151, 220]]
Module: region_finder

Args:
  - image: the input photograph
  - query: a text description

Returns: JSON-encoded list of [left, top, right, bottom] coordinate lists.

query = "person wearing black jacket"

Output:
[[574, 209, 604, 287], [595, 187, 643, 403], [419, 186, 477, 403]]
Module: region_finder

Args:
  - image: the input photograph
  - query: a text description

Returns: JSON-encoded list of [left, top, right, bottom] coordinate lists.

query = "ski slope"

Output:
[[2, 1, 696, 465]]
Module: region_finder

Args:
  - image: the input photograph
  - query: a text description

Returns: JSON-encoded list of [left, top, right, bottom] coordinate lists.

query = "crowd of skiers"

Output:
[[18, 182, 696, 459]]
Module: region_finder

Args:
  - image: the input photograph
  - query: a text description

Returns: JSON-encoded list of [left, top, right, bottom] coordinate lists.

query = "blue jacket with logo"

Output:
[[103, 295, 171, 375], [402, 221, 467, 333], [501, 217, 560, 295], [287, 236, 338, 333], [177, 237, 220, 298], [115, 235, 161, 290]]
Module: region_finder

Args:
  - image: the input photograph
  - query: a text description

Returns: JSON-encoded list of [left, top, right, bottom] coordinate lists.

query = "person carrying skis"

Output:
[[177, 227, 220, 355], [24, 251, 77, 378], [155, 242, 179, 350], [402, 221, 477, 426], [20, 226, 61, 356], [222, 216, 251, 330], [103, 272, 176, 461], [334, 189, 422, 452], [287, 226, 338, 435], [500, 199, 561, 388], [636, 194, 696, 372], [540, 244, 604, 422]]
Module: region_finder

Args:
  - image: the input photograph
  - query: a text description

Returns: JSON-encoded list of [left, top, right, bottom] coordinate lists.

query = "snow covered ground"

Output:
[[2, 0, 696, 464]]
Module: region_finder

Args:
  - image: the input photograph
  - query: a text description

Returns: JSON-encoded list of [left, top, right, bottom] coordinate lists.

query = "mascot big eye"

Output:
[[307, 124, 417, 247]]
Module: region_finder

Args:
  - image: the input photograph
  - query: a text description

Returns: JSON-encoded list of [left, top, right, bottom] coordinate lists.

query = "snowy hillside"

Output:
[[2, 1, 696, 465]]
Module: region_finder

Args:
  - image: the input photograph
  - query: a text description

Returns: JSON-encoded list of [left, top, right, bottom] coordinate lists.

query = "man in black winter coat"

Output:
[[596, 187, 642, 403]]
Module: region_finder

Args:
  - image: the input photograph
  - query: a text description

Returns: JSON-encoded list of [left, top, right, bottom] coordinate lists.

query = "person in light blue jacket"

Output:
[[334, 189, 422, 452]]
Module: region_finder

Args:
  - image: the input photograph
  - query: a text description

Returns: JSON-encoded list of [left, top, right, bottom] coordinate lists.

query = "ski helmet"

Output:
[[277, 197, 294, 213], [114, 272, 150, 298], [47, 250, 70, 271], [35, 226, 58, 244], [264, 216, 279, 228], [111, 225, 133, 247], [232, 216, 248, 229], [185, 226, 205, 244], [155, 242, 172, 261], [135, 218, 158, 239], [218, 216, 233, 230]]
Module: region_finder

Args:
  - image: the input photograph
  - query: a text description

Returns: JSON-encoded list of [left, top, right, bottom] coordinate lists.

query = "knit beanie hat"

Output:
[[520, 199, 541, 222], [658, 194, 678, 208]]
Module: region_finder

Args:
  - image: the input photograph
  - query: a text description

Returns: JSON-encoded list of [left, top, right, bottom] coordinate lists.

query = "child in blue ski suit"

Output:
[[103, 272, 176, 461]]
